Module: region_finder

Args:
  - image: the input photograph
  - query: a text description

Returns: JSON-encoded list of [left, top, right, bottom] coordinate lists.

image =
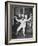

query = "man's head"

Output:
[[22, 14, 24, 17], [25, 14, 28, 19], [21, 14, 24, 20]]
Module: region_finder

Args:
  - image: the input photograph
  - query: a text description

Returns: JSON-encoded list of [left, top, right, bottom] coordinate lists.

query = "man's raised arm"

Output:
[[14, 16, 21, 22], [27, 14, 32, 21]]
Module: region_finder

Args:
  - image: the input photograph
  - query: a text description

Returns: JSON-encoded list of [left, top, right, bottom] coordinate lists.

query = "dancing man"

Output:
[[14, 13, 32, 37]]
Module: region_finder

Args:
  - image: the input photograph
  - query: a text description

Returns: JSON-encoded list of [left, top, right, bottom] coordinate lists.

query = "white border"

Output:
[[8, 2, 36, 43]]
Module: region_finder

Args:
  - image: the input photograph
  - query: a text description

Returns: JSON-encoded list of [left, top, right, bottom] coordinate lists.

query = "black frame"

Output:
[[5, 1, 37, 45]]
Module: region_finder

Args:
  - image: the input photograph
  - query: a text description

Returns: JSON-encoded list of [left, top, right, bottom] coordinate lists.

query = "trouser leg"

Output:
[[23, 27, 25, 36], [16, 25, 22, 35]]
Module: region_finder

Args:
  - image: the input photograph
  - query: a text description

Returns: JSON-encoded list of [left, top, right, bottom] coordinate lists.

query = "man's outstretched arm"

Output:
[[27, 17, 31, 21], [14, 16, 21, 22], [27, 14, 32, 21]]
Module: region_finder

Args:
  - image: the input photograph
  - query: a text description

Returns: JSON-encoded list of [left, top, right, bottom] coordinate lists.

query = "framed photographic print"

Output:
[[5, 1, 37, 45]]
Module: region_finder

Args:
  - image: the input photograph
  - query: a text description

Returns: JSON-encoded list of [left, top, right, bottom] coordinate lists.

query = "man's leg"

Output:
[[23, 27, 25, 37], [23, 24, 26, 37], [16, 25, 22, 35]]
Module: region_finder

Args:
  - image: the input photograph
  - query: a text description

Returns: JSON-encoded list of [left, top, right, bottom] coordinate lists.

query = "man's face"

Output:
[[25, 15, 27, 19], [21, 14, 24, 20]]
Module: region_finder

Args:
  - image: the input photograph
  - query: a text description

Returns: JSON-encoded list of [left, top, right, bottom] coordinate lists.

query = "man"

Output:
[[14, 13, 32, 37]]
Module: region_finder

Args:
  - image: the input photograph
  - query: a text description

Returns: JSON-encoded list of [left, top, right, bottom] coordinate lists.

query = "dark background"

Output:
[[10, 5, 33, 39]]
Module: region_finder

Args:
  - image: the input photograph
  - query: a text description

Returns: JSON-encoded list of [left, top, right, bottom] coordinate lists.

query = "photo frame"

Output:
[[5, 1, 37, 45]]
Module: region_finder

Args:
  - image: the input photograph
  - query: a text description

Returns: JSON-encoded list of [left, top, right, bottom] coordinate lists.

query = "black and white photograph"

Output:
[[12, 6, 33, 38], [5, 1, 37, 44]]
